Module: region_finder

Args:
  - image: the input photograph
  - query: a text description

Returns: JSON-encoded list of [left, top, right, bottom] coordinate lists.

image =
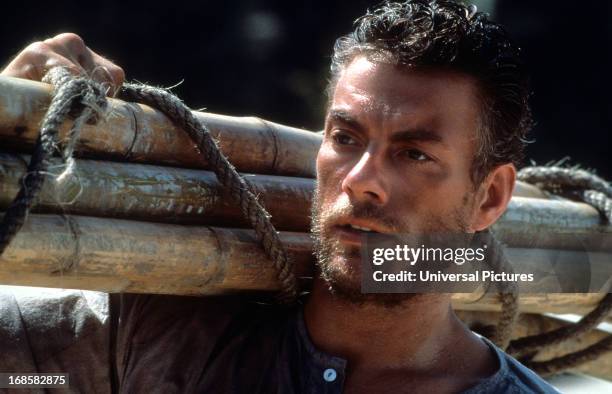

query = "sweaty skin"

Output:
[[2, 36, 517, 394], [306, 56, 516, 393]]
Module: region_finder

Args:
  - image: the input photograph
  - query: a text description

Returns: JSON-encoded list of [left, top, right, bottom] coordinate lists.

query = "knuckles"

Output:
[[47, 33, 86, 51], [9, 32, 125, 90], [108, 65, 126, 85], [21, 41, 52, 62]]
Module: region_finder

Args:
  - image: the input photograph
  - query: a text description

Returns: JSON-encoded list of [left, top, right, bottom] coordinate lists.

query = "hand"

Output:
[[1, 33, 125, 95]]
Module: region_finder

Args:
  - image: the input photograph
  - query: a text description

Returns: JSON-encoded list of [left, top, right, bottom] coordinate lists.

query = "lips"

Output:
[[346, 224, 374, 232], [332, 221, 385, 245], [337, 218, 389, 233]]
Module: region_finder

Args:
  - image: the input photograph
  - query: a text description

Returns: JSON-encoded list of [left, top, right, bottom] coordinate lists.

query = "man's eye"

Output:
[[403, 149, 432, 162], [332, 132, 358, 146]]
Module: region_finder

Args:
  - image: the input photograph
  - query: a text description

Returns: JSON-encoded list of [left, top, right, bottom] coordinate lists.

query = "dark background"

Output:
[[2, 0, 610, 178]]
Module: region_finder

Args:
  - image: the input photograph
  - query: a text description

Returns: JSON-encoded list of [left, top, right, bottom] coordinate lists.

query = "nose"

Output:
[[341, 151, 389, 205]]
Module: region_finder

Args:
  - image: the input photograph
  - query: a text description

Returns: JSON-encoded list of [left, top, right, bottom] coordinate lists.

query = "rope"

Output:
[[525, 335, 612, 376], [496, 292, 519, 350], [118, 83, 297, 303], [506, 165, 612, 375], [507, 293, 612, 358], [0, 68, 106, 255], [480, 229, 519, 349], [0, 68, 297, 304], [518, 166, 612, 197]]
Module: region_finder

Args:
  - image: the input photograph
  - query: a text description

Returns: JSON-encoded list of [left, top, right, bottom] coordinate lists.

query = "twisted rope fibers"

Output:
[[480, 229, 519, 349], [511, 166, 612, 375], [507, 293, 612, 358], [118, 83, 297, 303], [0, 68, 106, 255], [522, 335, 612, 376]]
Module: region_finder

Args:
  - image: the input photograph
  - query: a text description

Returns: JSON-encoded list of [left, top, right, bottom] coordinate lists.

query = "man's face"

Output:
[[312, 56, 484, 304]]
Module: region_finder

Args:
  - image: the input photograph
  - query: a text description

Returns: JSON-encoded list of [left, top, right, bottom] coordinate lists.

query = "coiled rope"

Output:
[[506, 166, 612, 375]]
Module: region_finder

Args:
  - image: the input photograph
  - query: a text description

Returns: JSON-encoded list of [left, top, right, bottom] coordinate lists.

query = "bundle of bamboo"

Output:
[[0, 75, 610, 315]]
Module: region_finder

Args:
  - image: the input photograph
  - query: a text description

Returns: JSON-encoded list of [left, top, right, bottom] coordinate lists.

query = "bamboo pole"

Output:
[[1, 152, 610, 249], [0, 214, 315, 295], [0, 213, 610, 314], [0, 152, 313, 231], [0, 215, 602, 313], [0, 76, 321, 177]]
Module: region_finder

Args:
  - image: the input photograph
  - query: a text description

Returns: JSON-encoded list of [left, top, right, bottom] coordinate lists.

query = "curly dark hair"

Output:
[[328, 0, 533, 185]]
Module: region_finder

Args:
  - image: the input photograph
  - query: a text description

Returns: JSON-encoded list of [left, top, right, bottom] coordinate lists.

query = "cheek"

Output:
[[388, 169, 469, 214], [316, 143, 347, 188]]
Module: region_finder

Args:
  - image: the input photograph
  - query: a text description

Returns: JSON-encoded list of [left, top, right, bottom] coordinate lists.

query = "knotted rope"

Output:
[[506, 166, 612, 375], [0, 68, 106, 255], [0, 68, 297, 303]]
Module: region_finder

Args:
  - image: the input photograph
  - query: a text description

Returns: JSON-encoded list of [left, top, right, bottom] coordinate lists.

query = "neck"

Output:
[[303, 277, 465, 372]]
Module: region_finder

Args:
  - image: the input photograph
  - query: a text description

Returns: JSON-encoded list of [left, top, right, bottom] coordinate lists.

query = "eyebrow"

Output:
[[327, 108, 445, 145], [389, 129, 444, 144], [326, 109, 365, 133]]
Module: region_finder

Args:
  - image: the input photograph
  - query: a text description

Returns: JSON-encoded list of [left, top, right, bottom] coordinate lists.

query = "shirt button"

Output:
[[323, 368, 337, 382]]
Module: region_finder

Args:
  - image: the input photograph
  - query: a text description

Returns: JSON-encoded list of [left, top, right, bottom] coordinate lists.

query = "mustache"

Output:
[[332, 203, 400, 229], [311, 191, 402, 232]]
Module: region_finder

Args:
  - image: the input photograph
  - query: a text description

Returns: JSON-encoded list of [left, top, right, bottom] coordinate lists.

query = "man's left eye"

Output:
[[403, 149, 431, 162]]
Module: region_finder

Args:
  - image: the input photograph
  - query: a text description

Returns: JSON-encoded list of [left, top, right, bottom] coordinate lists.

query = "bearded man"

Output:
[[0, 1, 559, 393]]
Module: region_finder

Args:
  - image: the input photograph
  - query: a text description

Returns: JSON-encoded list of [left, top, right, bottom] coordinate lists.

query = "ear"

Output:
[[471, 163, 516, 232]]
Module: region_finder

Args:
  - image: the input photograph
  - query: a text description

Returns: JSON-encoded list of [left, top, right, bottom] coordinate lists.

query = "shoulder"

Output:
[[113, 292, 288, 345], [0, 286, 111, 390], [0, 285, 109, 342], [464, 337, 561, 394], [113, 293, 298, 391]]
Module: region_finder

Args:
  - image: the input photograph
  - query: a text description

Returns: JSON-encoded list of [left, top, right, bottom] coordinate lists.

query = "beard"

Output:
[[310, 183, 472, 308]]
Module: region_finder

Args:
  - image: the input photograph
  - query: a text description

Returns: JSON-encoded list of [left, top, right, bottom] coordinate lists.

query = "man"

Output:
[[0, 1, 559, 393]]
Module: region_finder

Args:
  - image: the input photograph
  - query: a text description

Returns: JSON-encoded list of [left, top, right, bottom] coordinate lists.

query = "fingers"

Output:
[[44, 33, 125, 94], [1, 33, 125, 96], [1, 41, 83, 80], [44, 33, 90, 69], [88, 47, 126, 95]]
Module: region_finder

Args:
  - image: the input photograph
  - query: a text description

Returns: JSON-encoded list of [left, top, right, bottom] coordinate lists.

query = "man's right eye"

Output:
[[331, 131, 358, 146]]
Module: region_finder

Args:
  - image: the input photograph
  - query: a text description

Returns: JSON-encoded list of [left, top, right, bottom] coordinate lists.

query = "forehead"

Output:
[[330, 57, 481, 138]]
